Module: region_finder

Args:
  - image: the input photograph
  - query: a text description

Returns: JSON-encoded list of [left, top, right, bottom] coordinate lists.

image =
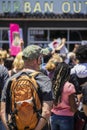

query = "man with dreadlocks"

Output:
[[50, 62, 76, 130]]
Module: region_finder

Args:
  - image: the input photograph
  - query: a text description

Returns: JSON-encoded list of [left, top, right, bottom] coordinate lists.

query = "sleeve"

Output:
[[0, 66, 9, 100], [1, 78, 10, 102], [2, 66, 9, 89], [35, 73, 54, 101]]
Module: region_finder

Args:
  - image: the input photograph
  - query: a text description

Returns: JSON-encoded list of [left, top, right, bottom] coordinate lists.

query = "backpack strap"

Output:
[[29, 71, 41, 78], [15, 70, 40, 78]]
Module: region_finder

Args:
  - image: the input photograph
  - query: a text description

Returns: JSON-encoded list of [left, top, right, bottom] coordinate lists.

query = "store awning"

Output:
[[0, 12, 87, 21]]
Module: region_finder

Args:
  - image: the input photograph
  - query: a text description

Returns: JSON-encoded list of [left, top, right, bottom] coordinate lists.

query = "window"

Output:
[[50, 30, 67, 41], [28, 27, 87, 51], [0, 28, 23, 49], [0, 28, 9, 48], [29, 29, 48, 41], [28, 28, 48, 47]]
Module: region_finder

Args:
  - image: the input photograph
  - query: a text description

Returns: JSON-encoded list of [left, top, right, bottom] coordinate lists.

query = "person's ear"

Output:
[[37, 55, 42, 65]]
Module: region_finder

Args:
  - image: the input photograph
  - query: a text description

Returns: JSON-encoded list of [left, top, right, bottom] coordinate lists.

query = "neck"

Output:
[[24, 62, 40, 71]]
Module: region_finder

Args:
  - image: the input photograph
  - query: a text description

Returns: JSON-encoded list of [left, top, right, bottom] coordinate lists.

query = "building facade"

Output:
[[0, 0, 87, 51]]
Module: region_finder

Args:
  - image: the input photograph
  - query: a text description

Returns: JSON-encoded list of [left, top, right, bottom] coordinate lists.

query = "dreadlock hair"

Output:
[[76, 45, 87, 63], [52, 62, 71, 105]]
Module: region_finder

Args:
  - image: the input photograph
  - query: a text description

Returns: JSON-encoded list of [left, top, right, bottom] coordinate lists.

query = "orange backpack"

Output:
[[8, 71, 41, 130]]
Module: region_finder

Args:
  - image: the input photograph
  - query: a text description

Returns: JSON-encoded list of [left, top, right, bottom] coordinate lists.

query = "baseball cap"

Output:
[[22, 45, 42, 60], [41, 47, 52, 56]]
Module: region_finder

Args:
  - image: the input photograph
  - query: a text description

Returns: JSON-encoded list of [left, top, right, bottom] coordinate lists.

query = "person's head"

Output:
[[13, 57, 24, 71], [0, 50, 8, 65], [16, 51, 23, 60], [22, 45, 42, 70], [52, 62, 71, 104], [41, 47, 52, 64], [4, 56, 14, 70], [41, 47, 52, 56], [12, 51, 24, 71], [76, 45, 87, 63], [67, 52, 77, 66], [46, 54, 62, 72], [52, 53, 63, 62], [0, 50, 8, 60]]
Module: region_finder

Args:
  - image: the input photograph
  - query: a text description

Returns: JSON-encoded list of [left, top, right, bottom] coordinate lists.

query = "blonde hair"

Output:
[[0, 53, 3, 64], [0, 50, 8, 59], [0, 50, 7, 64], [52, 53, 63, 62], [46, 54, 63, 71], [13, 52, 24, 70], [16, 52, 23, 60]]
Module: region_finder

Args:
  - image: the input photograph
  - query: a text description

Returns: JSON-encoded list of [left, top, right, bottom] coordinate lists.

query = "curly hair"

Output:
[[52, 62, 71, 104]]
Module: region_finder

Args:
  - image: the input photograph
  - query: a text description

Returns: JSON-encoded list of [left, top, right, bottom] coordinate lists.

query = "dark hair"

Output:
[[4, 57, 14, 70], [55, 50, 60, 53], [76, 45, 87, 63], [52, 62, 70, 104]]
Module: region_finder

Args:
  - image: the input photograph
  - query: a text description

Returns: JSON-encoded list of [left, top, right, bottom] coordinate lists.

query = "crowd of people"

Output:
[[0, 37, 87, 130]]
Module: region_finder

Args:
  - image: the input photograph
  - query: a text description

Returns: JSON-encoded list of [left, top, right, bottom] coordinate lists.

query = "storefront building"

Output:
[[0, 0, 87, 51]]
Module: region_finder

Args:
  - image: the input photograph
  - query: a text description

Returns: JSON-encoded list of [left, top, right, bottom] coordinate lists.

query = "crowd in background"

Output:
[[0, 37, 87, 130]]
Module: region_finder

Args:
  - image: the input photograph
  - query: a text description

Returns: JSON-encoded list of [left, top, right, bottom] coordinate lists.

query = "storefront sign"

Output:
[[0, 0, 87, 14]]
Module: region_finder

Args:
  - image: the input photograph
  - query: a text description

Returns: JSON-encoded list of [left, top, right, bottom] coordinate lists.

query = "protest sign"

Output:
[[9, 23, 21, 56]]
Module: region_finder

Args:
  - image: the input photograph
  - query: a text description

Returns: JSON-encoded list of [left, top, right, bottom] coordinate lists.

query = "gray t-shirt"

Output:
[[1, 70, 53, 113], [0, 65, 9, 100]]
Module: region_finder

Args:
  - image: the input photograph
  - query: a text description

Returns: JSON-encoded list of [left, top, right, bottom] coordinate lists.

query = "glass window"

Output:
[[29, 30, 48, 41], [0, 28, 23, 49], [70, 30, 87, 41], [50, 30, 67, 41], [79, 30, 87, 40], [69, 30, 87, 51], [70, 30, 82, 41], [0, 29, 9, 49], [28, 28, 87, 51]]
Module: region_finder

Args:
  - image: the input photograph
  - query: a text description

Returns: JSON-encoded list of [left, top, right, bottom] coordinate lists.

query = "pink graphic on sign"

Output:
[[10, 23, 21, 56]]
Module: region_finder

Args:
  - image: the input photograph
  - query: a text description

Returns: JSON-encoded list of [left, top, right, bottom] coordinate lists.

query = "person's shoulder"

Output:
[[6, 70, 22, 82], [71, 63, 87, 78], [70, 64, 82, 75], [0, 65, 4, 73], [0, 65, 8, 75], [0, 65, 7, 70], [36, 71, 50, 79]]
